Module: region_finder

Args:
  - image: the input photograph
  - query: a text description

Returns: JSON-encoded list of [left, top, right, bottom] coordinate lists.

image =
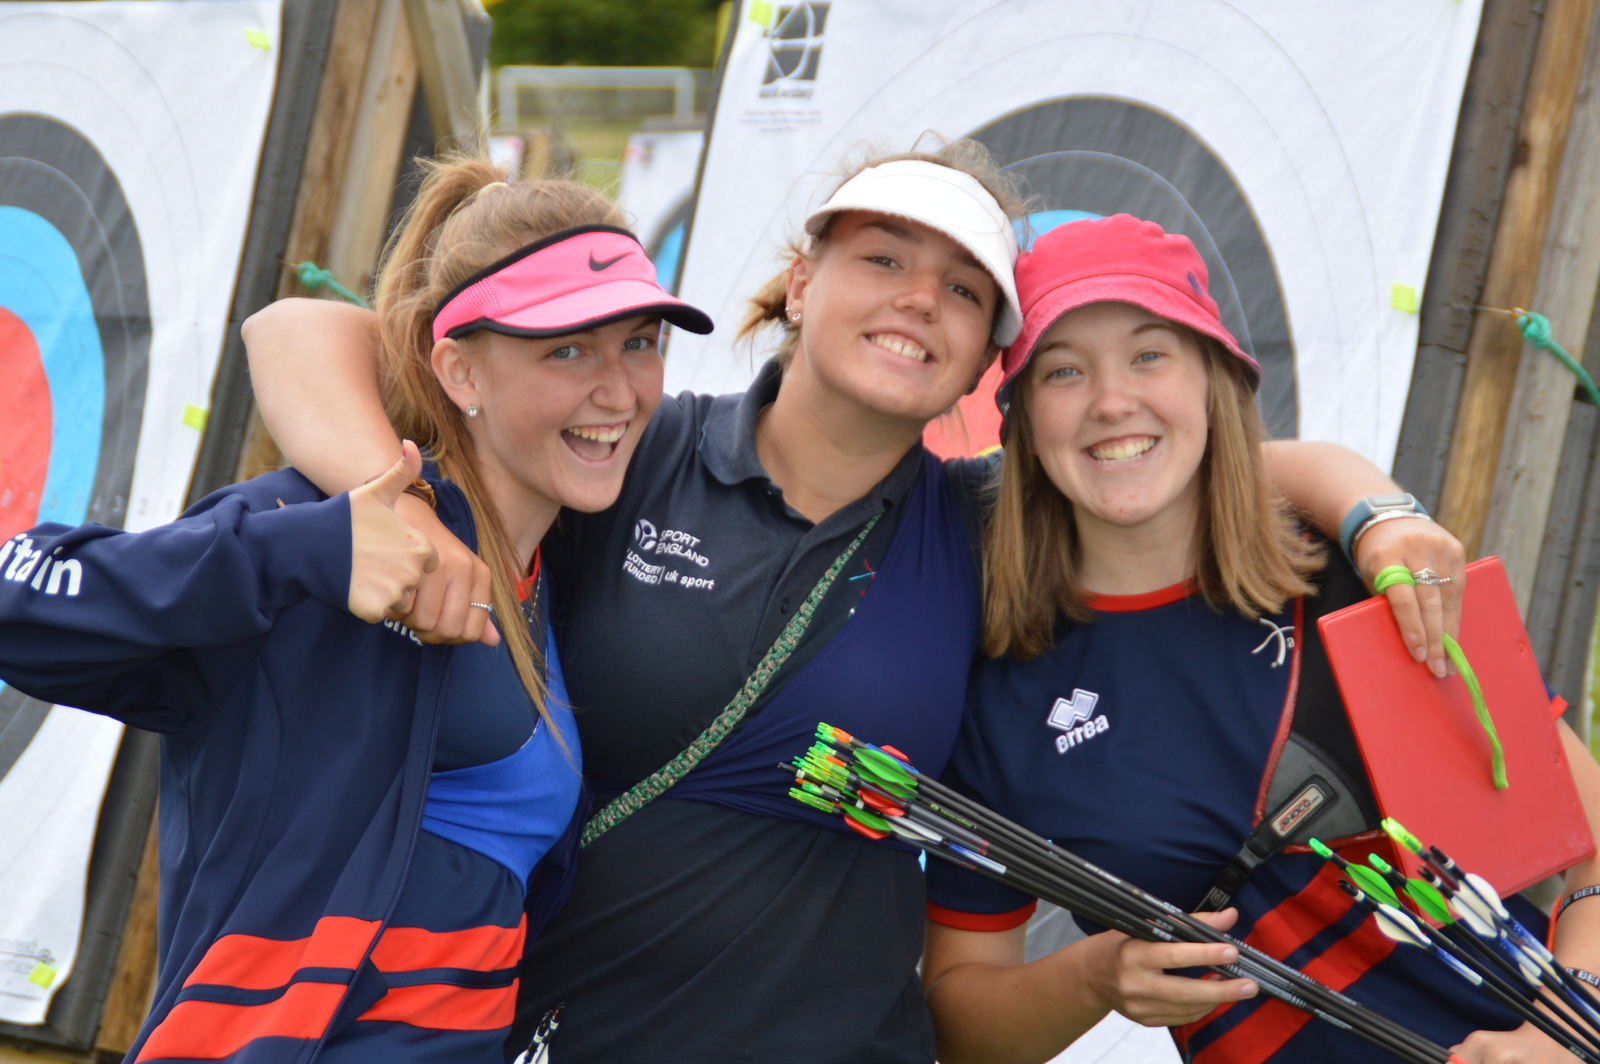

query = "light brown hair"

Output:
[[735, 136, 1030, 371], [981, 334, 1323, 660], [371, 152, 625, 735]]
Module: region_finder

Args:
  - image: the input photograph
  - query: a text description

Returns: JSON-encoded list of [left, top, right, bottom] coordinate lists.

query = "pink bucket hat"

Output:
[[995, 215, 1259, 417], [432, 224, 713, 343]]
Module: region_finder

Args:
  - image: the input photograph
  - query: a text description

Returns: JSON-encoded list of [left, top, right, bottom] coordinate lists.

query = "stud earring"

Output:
[[466, 405, 479, 418], [788, 309, 801, 323]]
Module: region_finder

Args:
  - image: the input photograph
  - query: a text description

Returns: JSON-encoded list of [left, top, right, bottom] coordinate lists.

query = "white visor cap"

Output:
[[803, 160, 1021, 346]]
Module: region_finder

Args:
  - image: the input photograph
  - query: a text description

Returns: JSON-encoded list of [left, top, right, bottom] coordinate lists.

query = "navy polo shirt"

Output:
[[519, 359, 986, 1063]]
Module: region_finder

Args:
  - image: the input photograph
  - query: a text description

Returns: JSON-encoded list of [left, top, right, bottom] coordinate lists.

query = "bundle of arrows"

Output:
[[782, 723, 1459, 1064], [1316, 818, 1600, 1061]]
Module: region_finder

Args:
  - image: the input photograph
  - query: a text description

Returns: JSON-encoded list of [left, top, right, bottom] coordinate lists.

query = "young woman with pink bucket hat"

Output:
[[922, 215, 1600, 1064]]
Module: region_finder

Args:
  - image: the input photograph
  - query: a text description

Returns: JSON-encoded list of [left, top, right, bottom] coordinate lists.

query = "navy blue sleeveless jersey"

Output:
[[926, 579, 1536, 1064]]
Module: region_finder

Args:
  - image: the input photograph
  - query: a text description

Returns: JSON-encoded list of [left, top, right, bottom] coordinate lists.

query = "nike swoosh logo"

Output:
[[589, 251, 630, 271]]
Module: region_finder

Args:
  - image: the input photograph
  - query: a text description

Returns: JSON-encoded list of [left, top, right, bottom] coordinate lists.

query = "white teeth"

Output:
[[566, 425, 625, 443], [868, 334, 929, 362], [1089, 437, 1156, 463]]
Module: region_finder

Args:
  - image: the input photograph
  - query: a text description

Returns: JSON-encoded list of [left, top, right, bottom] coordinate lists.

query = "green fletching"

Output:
[[1349, 864, 1402, 908], [858, 746, 914, 779], [1309, 838, 1334, 860], [1382, 818, 1424, 854], [1405, 878, 1455, 924], [1367, 853, 1394, 875], [843, 805, 891, 832], [789, 787, 838, 815]]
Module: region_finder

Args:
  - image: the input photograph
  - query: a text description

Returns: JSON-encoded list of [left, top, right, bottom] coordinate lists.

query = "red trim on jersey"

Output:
[[1253, 598, 1304, 824], [1553, 695, 1570, 721], [515, 547, 542, 603], [181, 916, 380, 990], [926, 901, 1036, 931], [136, 982, 347, 1061], [369, 917, 526, 972], [1083, 580, 1197, 612], [356, 982, 518, 1030]]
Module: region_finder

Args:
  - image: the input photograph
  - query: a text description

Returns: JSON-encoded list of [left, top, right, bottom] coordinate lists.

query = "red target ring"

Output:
[[0, 306, 51, 540]]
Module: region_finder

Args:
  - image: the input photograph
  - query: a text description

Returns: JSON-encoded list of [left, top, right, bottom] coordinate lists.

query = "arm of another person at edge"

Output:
[[922, 911, 1256, 1064], [242, 298, 496, 646], [1263, 440, 1464, 680], [1452, 719, 1600, 1064]]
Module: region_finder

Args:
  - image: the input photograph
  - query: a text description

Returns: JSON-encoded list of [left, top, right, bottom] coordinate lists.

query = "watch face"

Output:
[[1368, 493, 1415, 511]]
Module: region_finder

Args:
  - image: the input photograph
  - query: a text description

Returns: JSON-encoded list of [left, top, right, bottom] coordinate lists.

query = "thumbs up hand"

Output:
[[347, 441, 440, 624]]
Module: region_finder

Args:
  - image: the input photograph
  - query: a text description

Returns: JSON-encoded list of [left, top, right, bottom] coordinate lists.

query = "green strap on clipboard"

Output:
[[1373, 565, 1507, 790]]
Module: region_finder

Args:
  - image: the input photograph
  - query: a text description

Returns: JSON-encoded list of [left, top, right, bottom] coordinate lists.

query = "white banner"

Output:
[[0, 0, 281, 1023], [669, 0, 1483, 469]]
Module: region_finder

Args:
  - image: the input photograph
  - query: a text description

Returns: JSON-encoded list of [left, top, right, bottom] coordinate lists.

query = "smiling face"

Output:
[[784, 211, 1000, 428], [432, 313, 664, 523], [1023, 301, 1211, 544]]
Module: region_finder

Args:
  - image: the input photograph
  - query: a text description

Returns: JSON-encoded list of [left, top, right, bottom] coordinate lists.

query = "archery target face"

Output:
[[669, 0, 1480, 468], [0, 3, 277, 827]]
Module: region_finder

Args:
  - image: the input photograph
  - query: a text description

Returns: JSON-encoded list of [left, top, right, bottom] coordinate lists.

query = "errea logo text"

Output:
[[0, 536, 82, 596], [1046, 688, 1109, 754]]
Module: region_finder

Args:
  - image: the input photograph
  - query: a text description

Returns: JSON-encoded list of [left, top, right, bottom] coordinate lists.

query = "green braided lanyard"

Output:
[[581, 513, 882, 847], [1373, 565, 1507, 790]]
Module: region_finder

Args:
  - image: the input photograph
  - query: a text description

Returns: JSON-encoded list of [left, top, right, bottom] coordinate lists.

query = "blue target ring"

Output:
[[0, 113, 149, 771], [0, 206, 106, 527]]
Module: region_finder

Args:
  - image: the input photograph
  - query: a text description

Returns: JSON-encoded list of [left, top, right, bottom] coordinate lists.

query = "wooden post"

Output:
[[235, 0, 386, 483], [326, 0, 420, 297], [405, 0, 479, 151], [91, 819, 159, 1060], [1481, 1, 1600, 612], [1437, 0, 1599, 557]]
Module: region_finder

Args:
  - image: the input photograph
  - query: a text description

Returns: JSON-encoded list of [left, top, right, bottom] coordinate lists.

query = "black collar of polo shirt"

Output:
[[698, 356, 925, 514]]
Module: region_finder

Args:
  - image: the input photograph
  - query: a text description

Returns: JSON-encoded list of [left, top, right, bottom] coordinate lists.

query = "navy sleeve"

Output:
[[0, 470, 351, 728]]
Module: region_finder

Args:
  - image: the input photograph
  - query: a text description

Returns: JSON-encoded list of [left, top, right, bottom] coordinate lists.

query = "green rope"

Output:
[[294, 261, 368, 308], [1373, 565, 1508, 789], [1517, 310, 1600, 410], [581, 514, 882, 847]]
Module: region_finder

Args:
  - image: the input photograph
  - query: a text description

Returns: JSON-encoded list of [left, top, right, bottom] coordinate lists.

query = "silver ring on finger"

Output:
[[1411, 568, 1455, 586], [469, 601, 495, 613]]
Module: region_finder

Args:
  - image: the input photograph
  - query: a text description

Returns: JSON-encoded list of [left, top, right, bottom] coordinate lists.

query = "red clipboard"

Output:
[[1317, 556, 1593, 897]]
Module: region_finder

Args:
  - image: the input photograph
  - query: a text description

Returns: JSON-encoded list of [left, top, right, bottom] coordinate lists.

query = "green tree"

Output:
[[488, 0, 719, 68]]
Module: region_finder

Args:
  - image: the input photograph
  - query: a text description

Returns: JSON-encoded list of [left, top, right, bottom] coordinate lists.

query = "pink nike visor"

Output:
[[432, 224, 713, 343]]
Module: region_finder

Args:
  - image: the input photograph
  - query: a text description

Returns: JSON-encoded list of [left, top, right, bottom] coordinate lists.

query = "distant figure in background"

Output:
[[0, 155, 711, 1064]]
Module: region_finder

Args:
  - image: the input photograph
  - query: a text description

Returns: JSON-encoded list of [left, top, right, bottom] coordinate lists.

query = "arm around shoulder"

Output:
[[242, 298, 398, 494]]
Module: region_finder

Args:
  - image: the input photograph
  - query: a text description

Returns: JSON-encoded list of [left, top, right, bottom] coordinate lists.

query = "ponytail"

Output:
[[371, 152, 625, 747]]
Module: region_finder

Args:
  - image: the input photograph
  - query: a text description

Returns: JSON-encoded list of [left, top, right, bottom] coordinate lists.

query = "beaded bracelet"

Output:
[[1568, 968, 1600, 989]]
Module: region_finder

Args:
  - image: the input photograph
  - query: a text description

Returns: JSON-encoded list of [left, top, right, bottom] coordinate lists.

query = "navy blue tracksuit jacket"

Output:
[[0, 470, 579, 1064]]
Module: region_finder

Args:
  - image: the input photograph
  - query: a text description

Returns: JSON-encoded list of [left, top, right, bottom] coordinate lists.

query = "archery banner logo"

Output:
[[760, 3, 829, 94], [1047, 689, 1109, 754]]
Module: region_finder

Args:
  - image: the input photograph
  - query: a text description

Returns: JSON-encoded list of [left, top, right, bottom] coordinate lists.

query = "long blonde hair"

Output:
[[371, 152, 625, 732], [735, 137, 1030, 370], [982, 335, 1323, 660]]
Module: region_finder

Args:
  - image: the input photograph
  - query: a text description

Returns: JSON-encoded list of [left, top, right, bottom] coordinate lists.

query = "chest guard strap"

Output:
[[1196, 546, 1383, 913]]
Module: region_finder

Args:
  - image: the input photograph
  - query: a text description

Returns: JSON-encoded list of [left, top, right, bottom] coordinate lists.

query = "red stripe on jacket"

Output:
[[136, 982, 349, 1061], [181, 916, 381, 990], [139, 917, 526, 1059], [368, 915, 525, 972]]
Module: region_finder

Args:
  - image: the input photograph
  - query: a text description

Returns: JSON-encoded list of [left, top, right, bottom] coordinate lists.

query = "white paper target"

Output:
[[669, 0, 1482, 469], [0, 0, 280, 1022]]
